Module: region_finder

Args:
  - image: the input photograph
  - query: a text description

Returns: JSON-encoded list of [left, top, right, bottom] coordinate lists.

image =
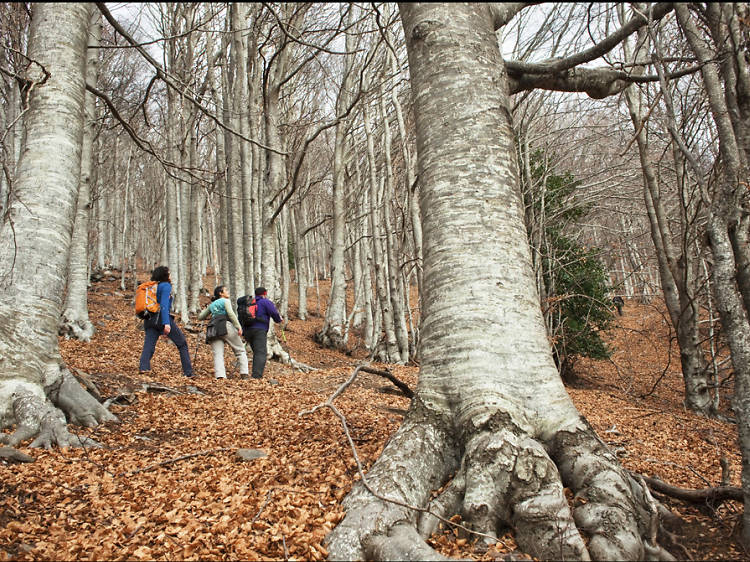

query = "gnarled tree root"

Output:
[[59, 309, 95, 342], [0, 370, 117, 449], [638, 473, 743, 504], [326, 409, 679, 561]]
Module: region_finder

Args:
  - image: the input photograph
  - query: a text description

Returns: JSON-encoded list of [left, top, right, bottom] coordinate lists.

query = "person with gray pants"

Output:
[[198, 285, 249, 379]]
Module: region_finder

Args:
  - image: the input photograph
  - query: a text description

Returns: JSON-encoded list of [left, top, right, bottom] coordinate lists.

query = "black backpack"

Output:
[[237, 295, 259, 327]]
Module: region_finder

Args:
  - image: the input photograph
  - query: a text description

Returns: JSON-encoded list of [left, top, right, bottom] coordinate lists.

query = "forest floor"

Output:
[[0, 272, 746, 561]]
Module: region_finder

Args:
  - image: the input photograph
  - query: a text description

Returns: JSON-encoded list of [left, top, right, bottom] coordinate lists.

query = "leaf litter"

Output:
[[0, 276, 745, 560]]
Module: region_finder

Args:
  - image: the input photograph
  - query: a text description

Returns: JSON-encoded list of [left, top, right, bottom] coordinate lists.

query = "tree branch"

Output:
[[86, 83, 214, 184], [506, 3, 674, 75], [639, 474, 743, 505], [95, 2, 287, 156], [488, 3, 535, 30], [359, 366, 414, 398], [509, 62, 701, 98]]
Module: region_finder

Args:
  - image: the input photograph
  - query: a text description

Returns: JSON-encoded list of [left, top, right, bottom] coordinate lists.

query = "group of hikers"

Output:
[[137, 265, 283, 380]]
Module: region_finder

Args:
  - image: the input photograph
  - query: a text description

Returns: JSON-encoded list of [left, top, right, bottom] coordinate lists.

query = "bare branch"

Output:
[[509, 62, 702, 98], [95, 2, 287, 156], [488, 2, 536, 30], [506, 2, 674, 75]]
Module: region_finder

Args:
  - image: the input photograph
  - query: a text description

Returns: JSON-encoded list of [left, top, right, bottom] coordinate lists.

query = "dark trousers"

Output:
[[139, 315, 193, 376], [247, 329, 268, 379]]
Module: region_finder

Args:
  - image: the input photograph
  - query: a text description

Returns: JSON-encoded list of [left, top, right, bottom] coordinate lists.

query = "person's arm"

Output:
[[268, 300, 282, 324], [197, 306, 211, 321], [158, 282, 172, 327], [224, 298, 242, 332]]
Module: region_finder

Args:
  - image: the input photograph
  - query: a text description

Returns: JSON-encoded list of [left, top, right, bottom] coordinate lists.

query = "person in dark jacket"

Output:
[[138, 265, 194, 377], [245, 287, 283, 379], [612, 295, 625, 316]]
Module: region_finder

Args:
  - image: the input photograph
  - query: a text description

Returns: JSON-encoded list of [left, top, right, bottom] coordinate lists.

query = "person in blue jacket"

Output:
[[245, 287, 283, 379], [138, 265, 194, 377]]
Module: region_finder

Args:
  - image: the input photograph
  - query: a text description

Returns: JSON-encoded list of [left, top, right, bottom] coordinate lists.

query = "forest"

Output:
[[0, 2, 749, 561]]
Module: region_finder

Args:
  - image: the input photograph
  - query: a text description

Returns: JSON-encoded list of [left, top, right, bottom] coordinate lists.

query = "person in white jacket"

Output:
[[198, 285, 249, 379]]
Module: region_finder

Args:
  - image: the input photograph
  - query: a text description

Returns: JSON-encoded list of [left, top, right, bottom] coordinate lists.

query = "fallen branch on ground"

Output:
[[299, 363, 496, 544], [638, 473, 743, 504], [358, 366, 414, 398], [121, 447, 232, 477]]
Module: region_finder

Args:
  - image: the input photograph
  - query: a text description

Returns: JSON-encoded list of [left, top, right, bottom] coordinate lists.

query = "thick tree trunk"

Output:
[[60, 5, 100, 342], [0, 3, 115, 445], [317, 112, 350, 349], [326, 5, 669, 560], [676, 3, 750, 547]]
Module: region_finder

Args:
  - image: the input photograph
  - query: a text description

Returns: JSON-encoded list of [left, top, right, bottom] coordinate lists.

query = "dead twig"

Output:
[[299, 363, 497, 544], [358, 365, 414, 398], [251, 488, 275, 526], [638, 473, 743, 505], [120, 447, 232, 477]]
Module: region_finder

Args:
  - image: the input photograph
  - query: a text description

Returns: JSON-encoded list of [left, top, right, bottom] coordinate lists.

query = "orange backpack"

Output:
[[135, 281, 160, 318]]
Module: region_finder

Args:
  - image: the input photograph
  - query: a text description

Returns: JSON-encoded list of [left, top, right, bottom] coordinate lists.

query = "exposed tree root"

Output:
[[638, 473, 743, 505], [303, 360, 683, 561], [268, 336, 315, 373], [59, 309, 95, 342], [314, 325, 348, 353], [0, 446, 35, 463], [71, 368, 103, 402], [0, 368, 117, 449], [323, 404, 679, 561], [50, 369, 118, 427], [0, 388, 100, 448]]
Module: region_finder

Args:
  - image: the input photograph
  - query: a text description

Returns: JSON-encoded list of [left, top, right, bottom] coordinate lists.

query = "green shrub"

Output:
[[522, 149, 613, 381]]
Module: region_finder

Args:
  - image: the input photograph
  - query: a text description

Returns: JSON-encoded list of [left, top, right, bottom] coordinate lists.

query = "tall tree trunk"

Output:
[[632, 10, 714, 414], [318, 5, 357, 350], [380, 83, 410, 363], [231, 3, 253, 294], [60, 5, 100, 342], [0, 3, 115, 447], [206, 30, 227, 284], [250, 54, 264, 290], [327, 5, 666, 560], [623, 82, 711, 413], [187, 120, 203, 314], [220, 24, 239, 298], [292, 205, 308, 320], [676, 3, 750, 546], [279, 205, 290, 319], [119, 146, 133, 291], [363, 95, 399, 362]]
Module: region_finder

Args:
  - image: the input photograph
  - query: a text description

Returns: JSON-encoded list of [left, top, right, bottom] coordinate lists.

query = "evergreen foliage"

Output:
[[522, 149, 613, 380]]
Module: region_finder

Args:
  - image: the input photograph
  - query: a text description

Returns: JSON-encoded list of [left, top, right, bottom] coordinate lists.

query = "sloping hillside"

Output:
[[0, 276, 744, 560]]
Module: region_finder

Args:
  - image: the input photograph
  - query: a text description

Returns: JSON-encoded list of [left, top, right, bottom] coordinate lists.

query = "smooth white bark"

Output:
[[0, 3, 115, 438]]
